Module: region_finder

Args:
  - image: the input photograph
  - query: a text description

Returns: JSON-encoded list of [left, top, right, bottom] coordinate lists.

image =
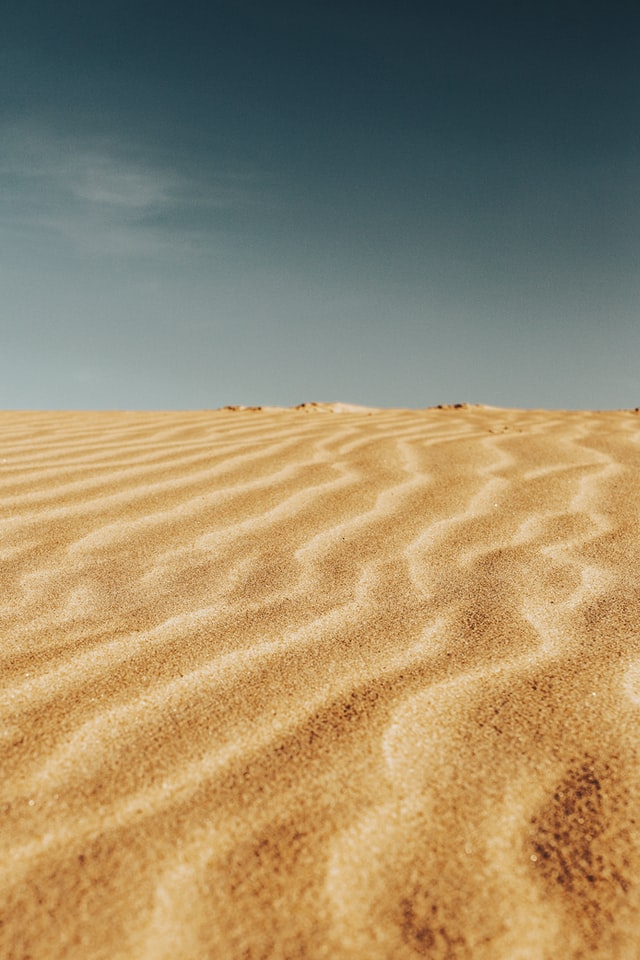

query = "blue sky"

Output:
[[1, 1, 639, 409]]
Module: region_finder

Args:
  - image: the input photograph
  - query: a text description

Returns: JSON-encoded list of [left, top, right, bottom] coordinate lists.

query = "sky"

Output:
[[1, 0, 638, 410]]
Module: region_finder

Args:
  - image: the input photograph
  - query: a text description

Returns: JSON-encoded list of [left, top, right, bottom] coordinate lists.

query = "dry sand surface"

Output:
[[3, 403, 640, 960]]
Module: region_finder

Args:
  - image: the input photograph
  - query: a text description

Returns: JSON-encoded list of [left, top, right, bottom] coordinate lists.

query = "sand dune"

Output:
[[2, 404, 640, 959]]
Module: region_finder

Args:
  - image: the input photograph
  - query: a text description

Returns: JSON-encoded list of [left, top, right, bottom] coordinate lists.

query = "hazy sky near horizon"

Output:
[[1, 1, 639, 409]]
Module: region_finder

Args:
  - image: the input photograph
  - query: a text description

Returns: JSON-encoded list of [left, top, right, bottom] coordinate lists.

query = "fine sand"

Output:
[[2, 403, 640, 959]]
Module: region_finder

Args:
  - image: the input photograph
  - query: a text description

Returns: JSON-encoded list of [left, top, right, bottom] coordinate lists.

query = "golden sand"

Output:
[[2, 404, 640, 959]]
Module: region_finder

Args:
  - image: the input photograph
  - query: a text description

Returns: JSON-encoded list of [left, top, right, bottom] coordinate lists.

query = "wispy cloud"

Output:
[[0, 122, 269, 259], [72, 156, 172, 210]]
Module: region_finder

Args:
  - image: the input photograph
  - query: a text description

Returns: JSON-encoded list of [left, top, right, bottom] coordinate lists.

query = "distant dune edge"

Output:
[[2, 405, 640, 959]]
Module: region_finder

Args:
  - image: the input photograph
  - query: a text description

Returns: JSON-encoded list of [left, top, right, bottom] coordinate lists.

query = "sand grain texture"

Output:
[[2, 405, 640, 959]]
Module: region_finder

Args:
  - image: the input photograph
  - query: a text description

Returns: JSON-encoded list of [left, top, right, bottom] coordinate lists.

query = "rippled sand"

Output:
[[3, 403, 640, 959]]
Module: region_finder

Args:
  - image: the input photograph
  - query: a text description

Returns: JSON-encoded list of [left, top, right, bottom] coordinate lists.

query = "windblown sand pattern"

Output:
[[3, 404, 640, 959]]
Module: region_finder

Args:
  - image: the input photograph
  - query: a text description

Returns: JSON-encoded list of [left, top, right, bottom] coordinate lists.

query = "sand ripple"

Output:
[[2, 406, 640, 958]]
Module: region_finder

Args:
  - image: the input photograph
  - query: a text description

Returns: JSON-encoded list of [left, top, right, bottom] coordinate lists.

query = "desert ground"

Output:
[[2, 403, 640, 959]]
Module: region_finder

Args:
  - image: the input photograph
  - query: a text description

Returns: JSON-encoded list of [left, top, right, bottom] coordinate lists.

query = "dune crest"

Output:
[[2, 405, 640, 959]]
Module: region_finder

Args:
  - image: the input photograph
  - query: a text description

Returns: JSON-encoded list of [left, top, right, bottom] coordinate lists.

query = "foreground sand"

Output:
[[2, 403, 640, 959]]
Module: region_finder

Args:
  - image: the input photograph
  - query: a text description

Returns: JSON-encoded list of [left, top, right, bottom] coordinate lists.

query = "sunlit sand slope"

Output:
[[2, 405, 640, 959]]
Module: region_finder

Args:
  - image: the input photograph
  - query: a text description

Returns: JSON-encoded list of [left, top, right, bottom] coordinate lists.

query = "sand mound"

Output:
[[2, 405, 640, 958]]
